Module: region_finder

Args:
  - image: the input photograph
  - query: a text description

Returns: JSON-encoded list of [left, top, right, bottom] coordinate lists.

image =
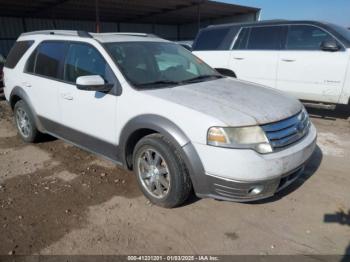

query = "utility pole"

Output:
[[95, 0, 100, 33]]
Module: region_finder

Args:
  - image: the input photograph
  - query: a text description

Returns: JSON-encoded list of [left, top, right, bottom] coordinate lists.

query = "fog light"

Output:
[[248, 185, 264, 195]]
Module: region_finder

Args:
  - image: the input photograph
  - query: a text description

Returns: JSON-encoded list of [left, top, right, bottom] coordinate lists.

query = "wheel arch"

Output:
[[9, 86, 45, 132], [119, 114, 205, 195], [119, 114, 190, 169], [119, 114, 191, 170]]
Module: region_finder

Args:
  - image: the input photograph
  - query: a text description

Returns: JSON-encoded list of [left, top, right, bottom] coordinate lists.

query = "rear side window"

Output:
[[4, 41, 34, 69], [246, 26, 284, 50], [286, 25, 336, 50], [27, 42, 66, 79], [192, 27, 234, 50]]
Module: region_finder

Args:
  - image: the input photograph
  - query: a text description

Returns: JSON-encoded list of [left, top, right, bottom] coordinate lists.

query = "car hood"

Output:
[[144, 78, 302, 126]]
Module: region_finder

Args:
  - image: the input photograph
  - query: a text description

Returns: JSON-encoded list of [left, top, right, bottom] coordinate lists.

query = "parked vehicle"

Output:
[[175, 40, 193, 51], [0, 54, 5, 99], [192, 20, 350, 107], [3, 30, 316, 207]]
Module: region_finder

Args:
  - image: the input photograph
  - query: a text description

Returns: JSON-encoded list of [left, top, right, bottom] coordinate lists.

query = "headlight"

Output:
[[207, 126, 272, 154]]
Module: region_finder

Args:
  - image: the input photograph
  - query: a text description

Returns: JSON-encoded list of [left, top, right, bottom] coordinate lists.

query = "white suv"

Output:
[[193, 20, 350, 107], [3, 30, 317, 208]]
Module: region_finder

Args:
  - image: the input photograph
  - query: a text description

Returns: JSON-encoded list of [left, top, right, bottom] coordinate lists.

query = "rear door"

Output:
[[23, 41, 66, 124], [276, 24, 350, 103], [192, 26, 235, 70], [58, 42, 119, 160], [229, 25, 285, 88]]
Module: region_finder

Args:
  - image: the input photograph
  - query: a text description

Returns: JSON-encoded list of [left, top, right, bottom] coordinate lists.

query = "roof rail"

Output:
[[77, 30, 93, 38], [207, 19, 289, 28], [20, 30, 159, 39], [21, 30, 93, 38], [90, 32, 158, 38]]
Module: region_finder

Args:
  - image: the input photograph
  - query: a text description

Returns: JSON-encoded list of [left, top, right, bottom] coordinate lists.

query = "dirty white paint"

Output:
[[146, 78, 302, 126], [317, 132, 345, 157]]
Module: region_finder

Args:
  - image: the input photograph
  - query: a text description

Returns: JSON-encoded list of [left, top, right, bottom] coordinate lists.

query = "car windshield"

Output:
[[328, 23, 350, 43], [105, 41, 222, 88]]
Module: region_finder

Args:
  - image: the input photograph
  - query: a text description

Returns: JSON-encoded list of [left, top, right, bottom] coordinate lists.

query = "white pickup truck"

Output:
[[192, 20, 350, 107]]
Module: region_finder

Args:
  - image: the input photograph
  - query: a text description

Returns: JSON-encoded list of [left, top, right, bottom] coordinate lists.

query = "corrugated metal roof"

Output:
[[0, 0, 259, 24]]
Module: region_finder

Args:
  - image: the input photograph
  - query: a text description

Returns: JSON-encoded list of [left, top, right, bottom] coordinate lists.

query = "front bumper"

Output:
[[191, 124, 317, 202], [196, 165, 305, 202]]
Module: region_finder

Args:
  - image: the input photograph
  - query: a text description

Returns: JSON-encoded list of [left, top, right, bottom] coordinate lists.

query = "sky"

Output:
[[218, 0, 350, 27]]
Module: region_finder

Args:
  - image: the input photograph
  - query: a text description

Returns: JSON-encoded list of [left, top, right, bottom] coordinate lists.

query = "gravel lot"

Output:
[[0, 100, 349, 256]]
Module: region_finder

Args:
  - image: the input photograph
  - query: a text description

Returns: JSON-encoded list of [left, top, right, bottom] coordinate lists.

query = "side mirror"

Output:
[[76, 75, 112, 92], [321, 40, 340, 52]]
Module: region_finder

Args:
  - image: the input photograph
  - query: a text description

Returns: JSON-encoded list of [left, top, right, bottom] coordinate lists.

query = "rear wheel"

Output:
[[133, 134, 192, 208], [14, 100, 40, 142], [0, 87, 4, 100]]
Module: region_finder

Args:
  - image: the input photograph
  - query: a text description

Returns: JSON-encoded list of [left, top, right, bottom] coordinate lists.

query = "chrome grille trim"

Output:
[[262, 110, 310, 150]]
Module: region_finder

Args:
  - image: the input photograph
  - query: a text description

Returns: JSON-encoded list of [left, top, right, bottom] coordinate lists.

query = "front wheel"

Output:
[[133, 134, 192, 208]]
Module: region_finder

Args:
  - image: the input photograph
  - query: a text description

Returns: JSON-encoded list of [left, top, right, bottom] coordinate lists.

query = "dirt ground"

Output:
[[0, 100, 349, 256]]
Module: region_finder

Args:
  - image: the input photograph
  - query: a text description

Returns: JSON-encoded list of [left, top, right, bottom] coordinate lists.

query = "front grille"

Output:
[[261, 110, 310, 150]]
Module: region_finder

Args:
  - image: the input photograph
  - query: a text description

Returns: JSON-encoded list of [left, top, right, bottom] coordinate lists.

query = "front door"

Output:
[[276, 24, 350, 103], [59, 42, 119, 161]]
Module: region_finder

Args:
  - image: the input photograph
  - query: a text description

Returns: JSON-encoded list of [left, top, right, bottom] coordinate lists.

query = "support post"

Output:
[[95, 0, 100, 33], [197, 3, 201, 31]]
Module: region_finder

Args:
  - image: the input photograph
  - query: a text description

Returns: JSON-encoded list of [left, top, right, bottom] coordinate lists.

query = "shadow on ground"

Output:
[[324, 209, 350, 260], [306, 104, 350, 121], [0, 135, 142, 255]]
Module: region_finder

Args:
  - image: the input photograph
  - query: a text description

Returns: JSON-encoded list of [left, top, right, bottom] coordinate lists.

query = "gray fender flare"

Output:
[[118, 114, 205, 193], [9, 86, 45, 132]]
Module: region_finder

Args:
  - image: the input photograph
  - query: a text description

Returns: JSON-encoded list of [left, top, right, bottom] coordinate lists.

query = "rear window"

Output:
[[4, 41, 34, 69], [192, 27, 236, 51]]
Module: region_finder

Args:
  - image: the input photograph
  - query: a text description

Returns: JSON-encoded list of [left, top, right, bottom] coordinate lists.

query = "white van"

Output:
[[192, 20, 350, 107]]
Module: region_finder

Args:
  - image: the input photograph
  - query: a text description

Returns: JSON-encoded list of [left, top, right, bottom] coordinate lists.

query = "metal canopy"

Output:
[[0, 0, 260, 24]]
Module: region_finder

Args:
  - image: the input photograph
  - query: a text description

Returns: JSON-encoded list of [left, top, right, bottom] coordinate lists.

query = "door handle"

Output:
[[22, 82, 31, 87], [233, 57, 245, 60], [281, 59, 296, 62], [61, 93, 74, 100]]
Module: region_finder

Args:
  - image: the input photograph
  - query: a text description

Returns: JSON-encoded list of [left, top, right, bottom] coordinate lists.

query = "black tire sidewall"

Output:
[[14, 100, 38, 143], [133, 134, 192, 208]]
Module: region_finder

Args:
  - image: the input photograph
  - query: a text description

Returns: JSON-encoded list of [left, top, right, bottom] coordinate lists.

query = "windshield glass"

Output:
[[328, 23, 350, 42], [105, 41, 221, 88]]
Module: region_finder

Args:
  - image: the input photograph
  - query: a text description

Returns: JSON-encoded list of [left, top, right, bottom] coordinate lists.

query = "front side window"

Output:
[[105, 41, 221, 88], [63, 43, 115, 84], [246, 26, 284, 50], [286, 25, 336, 50], [33, 42, 66, 78]]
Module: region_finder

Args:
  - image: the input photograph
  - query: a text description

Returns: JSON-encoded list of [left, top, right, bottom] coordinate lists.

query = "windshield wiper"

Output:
[[135, 80, 180, 88], [181, 74, 223, 84]]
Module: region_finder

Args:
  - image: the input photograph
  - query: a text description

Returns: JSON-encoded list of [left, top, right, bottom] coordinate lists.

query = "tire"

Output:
[[133, 134, 192, 208], [0, 87, 4, 100], [14, 100, 40, 143]]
